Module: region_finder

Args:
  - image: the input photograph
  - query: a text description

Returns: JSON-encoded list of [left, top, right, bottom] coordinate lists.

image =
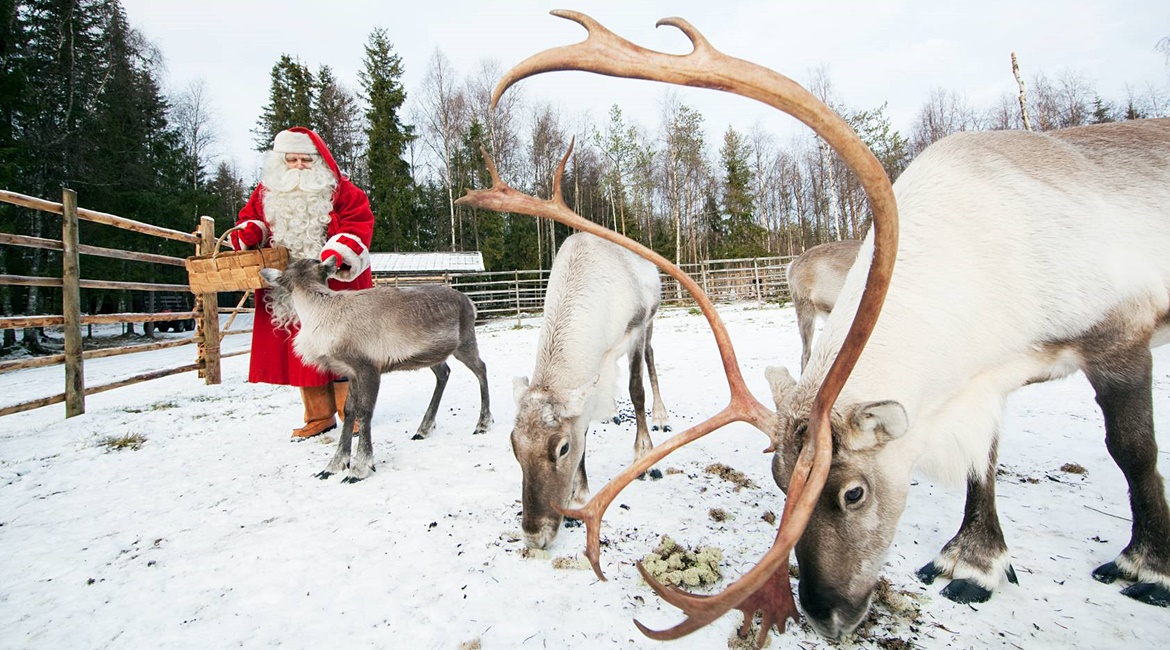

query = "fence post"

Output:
[[196, 216, 222, 384], [61, 188, 85, 417], [753, 258, 763, 306], [514, 270, 521, 328]]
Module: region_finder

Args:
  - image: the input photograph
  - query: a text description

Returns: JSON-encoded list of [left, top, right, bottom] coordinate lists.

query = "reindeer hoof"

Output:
[[341, 476, 365, 484], [612, 416, 621, 425], [1092, 561, 1127, 584], [648, 468, 663, 480], [411, 433, 426, 440], [916, 561, 944, 585], [563, 517, 583, 529], [1121, 582, 1170, 607], [663, 425, 672, 432], [314, 471, 333, 480], [1006, 564, 1019, 585], [940, 579, 992, 604]]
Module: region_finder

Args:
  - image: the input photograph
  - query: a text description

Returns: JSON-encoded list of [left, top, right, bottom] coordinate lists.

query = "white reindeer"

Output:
[[512, 232, 670, 549], [768, 118, 1170, 637], [260, 258, 492, 483], [786, 239, 861, 371]]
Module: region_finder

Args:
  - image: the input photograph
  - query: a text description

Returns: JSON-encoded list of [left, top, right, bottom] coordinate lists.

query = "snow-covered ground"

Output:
[[0, 303, 1167, 649]]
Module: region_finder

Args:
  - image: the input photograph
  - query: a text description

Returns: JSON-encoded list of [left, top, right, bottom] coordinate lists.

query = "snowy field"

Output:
[[0, 303, 1167, 649]]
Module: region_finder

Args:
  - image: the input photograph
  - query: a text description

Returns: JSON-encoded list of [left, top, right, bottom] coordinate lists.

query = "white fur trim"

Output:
[[272, 130, 317, 155], [233, 219, 269, 249], [321, 233, 370, 282]]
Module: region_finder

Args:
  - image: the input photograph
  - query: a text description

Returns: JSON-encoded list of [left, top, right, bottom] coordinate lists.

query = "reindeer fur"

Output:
[[768, 119, 1170, 637], [261, 258, 492, 483], [512, 233, 669, 549]]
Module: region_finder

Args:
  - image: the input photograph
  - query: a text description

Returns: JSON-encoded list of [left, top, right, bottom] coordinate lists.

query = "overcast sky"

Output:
[[119, 0, 1170, 178]]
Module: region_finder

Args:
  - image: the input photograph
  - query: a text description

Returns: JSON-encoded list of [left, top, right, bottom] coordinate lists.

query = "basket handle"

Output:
[[213, 225, 247, 259]]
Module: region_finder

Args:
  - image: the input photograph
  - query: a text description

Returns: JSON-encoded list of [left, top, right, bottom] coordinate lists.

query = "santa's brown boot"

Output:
[[291, 384, 337, 441], [333, 380, 350, 423]]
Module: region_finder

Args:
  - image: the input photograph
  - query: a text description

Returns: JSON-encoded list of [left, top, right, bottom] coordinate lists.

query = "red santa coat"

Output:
[[233, 127, 375, 387]]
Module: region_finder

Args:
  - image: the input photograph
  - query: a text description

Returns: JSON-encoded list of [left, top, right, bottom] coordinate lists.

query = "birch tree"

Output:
[[416, 49, 468, 251]]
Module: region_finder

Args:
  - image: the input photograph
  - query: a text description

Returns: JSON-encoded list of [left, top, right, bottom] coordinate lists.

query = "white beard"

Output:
[[260, 151, 339, 260]]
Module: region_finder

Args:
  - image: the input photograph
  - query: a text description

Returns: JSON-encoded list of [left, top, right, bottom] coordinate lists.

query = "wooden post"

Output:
[[197, 216, 222, 384], [752, 258, 763, 306], [61, 188, 85, 417], [514, 270, 521, 328]]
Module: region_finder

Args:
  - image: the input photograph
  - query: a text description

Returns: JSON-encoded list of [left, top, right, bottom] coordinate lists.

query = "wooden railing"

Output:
[[0, 189, 247, 417], [2, 186, 799, 420], [440, 255, 794, 324]]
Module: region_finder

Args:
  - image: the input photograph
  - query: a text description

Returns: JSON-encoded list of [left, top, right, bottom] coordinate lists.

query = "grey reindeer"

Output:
[[260, 257, 492, 483]]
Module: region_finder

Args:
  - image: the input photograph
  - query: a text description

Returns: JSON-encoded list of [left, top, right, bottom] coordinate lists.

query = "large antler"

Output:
[[457, 10, 898, 645]]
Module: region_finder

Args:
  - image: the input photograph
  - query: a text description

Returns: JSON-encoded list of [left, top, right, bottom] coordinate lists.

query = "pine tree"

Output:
[[718, 126, 764, 258], [360, 28, 415, 252], [252, 54, 314, 151]]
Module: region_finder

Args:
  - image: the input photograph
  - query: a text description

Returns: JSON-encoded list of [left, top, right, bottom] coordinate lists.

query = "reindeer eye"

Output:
[[844, 486, 865, 505], [558, 442, 570, 458]]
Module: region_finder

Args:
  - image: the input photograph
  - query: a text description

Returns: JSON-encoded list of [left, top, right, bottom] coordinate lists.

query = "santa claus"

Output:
[[230, 127, 374, 440]]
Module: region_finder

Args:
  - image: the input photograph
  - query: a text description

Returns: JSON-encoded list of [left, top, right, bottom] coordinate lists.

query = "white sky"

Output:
[[118, 0, 1170, 176]]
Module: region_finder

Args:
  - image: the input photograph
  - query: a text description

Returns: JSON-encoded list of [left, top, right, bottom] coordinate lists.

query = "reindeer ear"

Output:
[[513, 376, 531, 405], [765, 366, 798, 409], [846, 401, 908, 451], [259, 268, 282, 285], [321, 255, 339, 276]]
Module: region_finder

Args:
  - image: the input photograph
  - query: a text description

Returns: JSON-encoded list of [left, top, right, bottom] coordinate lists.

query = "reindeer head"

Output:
[[511, 376, 597, 549], [259, 257, 340, 329], [767, 366, 912, 637], [455, 11, 898, 644]]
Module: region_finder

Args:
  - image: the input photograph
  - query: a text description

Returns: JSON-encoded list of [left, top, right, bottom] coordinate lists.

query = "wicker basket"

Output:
[[185, 225, 289, 293]]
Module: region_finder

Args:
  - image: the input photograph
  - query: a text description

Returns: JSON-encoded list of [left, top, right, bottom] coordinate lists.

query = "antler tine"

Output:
[[559, 407, 745, 580], [551, 136, 574, 205]]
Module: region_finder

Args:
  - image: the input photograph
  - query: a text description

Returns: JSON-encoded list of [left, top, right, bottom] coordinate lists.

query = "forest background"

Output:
[[1, 0, 1168, 349]]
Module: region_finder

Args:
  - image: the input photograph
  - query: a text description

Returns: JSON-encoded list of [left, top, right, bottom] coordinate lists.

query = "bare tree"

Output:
[[416, 49, 469, 250], [466, 59, 522, 181], [910, 87, 980, 153], [658, 91, 707, 265], [529, 103, 568, 267], [170, 79, 218, 192]]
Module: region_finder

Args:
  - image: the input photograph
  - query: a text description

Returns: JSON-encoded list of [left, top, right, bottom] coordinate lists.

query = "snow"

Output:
[[0, 303, 1167, 649]]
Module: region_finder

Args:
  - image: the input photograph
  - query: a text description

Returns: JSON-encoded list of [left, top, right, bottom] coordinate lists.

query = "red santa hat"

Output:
[[272, 129, 318, 155]]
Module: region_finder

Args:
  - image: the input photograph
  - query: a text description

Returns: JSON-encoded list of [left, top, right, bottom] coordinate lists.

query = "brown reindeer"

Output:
[[786, 240, 861, 371]]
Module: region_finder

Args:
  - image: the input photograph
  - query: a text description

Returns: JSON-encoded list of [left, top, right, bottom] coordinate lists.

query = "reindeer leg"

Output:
[[1085, 348, 1170, 606], [794, 300, 816, 372], [318, 405, 354, 480], [454, 336, 493, 435], [344, 371, 380, 483], [629, 334, 661, 481], [412, 362, 450, 440], [917, 439, 1016, 603], [644, 320, 670, 433]]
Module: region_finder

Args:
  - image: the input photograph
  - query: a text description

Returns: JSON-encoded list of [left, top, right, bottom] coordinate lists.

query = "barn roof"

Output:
[[368, 251, 485, 275]]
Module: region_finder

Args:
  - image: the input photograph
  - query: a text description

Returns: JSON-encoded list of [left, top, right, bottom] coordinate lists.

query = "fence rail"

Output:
[[440, 256, 795, 323], [0, 189, 237, 418], [3, 184, 800, 420]]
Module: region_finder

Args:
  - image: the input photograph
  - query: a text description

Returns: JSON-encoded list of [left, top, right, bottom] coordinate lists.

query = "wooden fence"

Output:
[[444, 255, 794, 324], [2, 187, 798, 419], [0, 189, 247, 418]]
